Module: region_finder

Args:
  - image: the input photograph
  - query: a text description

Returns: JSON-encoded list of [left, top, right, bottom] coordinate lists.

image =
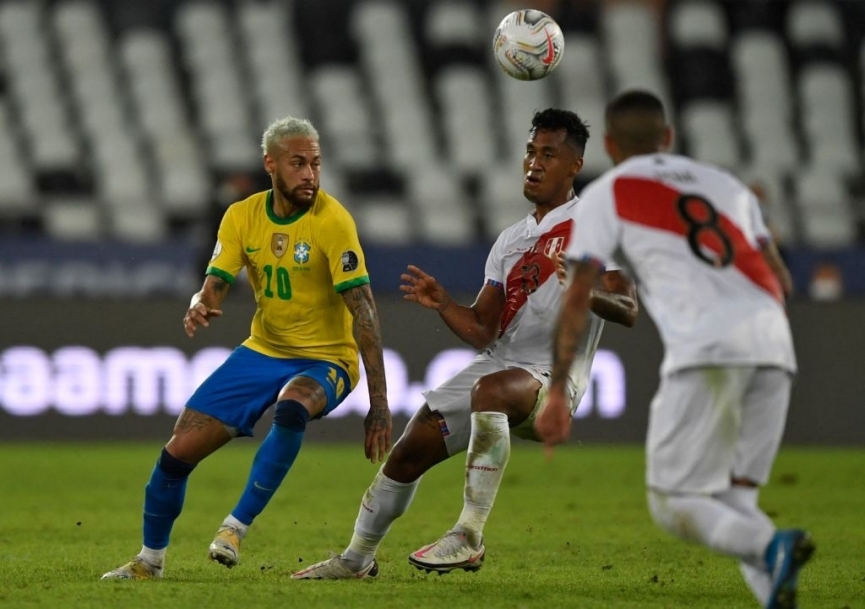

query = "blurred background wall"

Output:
[[0, 0, 863, 443]]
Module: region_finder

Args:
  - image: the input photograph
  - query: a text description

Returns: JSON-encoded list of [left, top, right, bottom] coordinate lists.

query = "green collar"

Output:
[[266, 189, 309, 225]]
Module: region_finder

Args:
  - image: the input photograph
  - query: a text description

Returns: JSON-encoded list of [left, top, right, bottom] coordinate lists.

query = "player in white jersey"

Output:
[[537, 91, 813, 609], [293, 109, 638, 580]]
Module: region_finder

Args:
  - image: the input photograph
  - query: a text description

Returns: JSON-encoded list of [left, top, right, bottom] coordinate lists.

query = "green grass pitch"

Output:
[[1, 442, 862, 609]]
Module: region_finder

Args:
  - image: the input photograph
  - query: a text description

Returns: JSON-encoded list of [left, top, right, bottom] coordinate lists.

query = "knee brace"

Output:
[[273, 399, 311, 432]]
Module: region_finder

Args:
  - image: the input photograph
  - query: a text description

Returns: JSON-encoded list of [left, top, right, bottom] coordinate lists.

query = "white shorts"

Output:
[[423, 351, 580, 456], [646, 366, 792, 494]]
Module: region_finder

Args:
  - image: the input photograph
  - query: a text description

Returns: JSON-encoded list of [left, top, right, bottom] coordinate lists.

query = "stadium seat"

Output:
[[0, 100, 36, 215], [309, 66, 381, 171], [92, 135, 150, 205], [0, 0, 861, 255], [151, 134, 210, 217], [407, 164, 476, 245], [480, 162, 532, 240], [794, 169, 858, 248], [238, 2, 309, 126], [680, 100, 741, 170], [1, 2, 82, 173], [43, 198, 102, 241], [602, 0, 671, 108], [731, 30, 793, 115], [861, 40, 865, 162], [787, 0, 845, 49], [352, 0, 438, 169], [668, 0, 728, 51], [352, 196, 415, 245], [107, 202, 168, 243], [435, 66, 497, 174], [731, 30, 800, 173], [797, 63, 861, 173], [555, 33, 606, 109], [744, 119, 801, 175], [425, 0, 485, 49], [119, 30, 209, 216], [175, 2, 258, 171], [121, 31, 186, 136]]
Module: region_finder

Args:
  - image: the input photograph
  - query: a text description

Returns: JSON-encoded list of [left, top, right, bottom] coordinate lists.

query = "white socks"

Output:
[[345, 411, 510, 569], [139, 545, 166, 567], [648, 489, 775, 563], [343, 468, 419, 569], [454, 411, 511, 546], [223, 514, 249, 538], [716, 486, 775, 604]]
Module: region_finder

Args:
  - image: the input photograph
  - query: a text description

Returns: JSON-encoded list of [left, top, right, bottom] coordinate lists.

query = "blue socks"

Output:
[[143, 448, 196, 550], [141, 400, 310, 549], [231, 400, 310, 525]]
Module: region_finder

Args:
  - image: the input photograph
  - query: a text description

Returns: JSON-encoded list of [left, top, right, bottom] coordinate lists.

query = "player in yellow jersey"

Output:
[[102, 117, 392, 581]]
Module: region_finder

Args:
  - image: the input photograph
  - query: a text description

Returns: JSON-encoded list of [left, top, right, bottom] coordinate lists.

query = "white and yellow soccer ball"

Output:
[[493, 9, 565, 81]]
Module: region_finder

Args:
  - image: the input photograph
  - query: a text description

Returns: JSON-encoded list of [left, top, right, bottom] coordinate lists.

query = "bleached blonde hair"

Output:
[[261, 117, 320, 155]]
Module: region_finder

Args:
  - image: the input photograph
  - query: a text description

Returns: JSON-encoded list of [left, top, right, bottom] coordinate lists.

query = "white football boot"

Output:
[[408, 530, 485, 573]]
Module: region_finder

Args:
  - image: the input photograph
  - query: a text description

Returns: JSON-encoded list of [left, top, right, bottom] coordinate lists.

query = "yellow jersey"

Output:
[[206, 189, 369, 387]]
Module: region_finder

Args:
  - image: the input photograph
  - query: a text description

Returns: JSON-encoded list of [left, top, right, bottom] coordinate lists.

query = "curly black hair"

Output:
[[530, 108, 590, 155]]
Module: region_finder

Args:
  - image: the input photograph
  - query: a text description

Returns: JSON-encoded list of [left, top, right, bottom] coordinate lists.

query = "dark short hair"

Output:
[[605, 90, 667, 153], [605, 90, 666, 123], [530, 108, 590, 155]]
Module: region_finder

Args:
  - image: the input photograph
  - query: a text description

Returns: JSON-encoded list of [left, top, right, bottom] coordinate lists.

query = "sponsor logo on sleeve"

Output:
[[210, 241, 222, 260], [341, 250, 359, 272]]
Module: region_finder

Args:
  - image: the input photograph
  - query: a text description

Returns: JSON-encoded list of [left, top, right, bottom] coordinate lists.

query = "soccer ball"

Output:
[[493, 9, 565, 81]]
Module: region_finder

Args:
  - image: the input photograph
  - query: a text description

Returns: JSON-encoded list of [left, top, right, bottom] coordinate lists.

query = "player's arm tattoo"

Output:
[[200, 275, 229, 303], [208, 277, 230, 294], [342, 284, 388, 407], [589, 270, 638, 327], [189, 275, 231, 314]]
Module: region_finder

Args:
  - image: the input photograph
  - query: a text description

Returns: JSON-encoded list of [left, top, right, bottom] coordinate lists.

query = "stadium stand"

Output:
[[0, 0, 862, 286]]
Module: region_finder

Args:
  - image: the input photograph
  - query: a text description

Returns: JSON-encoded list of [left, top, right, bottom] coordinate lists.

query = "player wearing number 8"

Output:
[[538, 91, 813, 609], [101, 117, 392, 581]]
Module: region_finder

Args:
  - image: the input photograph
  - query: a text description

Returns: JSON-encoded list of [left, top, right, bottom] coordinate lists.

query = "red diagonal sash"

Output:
[[613, 177, 782, 302], [500, 220, 571, 334]]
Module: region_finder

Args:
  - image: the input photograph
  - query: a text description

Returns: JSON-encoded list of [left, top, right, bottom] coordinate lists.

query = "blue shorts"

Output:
[[185, 346, 352, 437]]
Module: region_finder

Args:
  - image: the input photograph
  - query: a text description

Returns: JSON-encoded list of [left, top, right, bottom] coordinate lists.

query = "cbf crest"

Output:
[[294, 241, 311, 264], [271, 233, 288, 258]]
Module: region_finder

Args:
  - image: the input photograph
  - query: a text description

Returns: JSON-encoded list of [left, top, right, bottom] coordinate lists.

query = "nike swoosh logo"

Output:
[[541, 28, 555, 65], [412, 544, 435, 558], [253, 481, 275, 491], [246, 247, 261, 253]]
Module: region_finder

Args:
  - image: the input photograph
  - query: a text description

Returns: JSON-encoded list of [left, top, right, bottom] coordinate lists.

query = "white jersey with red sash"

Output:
[[566, 153, 796, 376], [484, 197, 607, 384]]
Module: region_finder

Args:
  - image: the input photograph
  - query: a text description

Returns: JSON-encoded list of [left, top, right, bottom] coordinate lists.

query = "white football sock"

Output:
[[139, 545, 166, 567], [716, 486, 775, 604], [648, 489, 775, 566], [343, 468, 419, 570], [454, 411, 510, 546], [223, 514, 249, 537]]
